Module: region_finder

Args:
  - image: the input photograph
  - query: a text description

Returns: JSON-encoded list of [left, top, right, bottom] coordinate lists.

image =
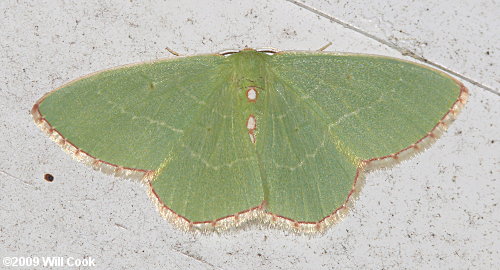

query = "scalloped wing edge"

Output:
[[31, 55, 468, 235]]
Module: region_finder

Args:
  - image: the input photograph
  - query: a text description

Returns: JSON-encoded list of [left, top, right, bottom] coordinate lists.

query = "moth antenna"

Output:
[[165, 47, 181, 56], [318, 42, 333, 51]]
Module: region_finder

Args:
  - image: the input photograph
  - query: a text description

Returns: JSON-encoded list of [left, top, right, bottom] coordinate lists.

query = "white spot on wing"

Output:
[[249, 133, 256, 144], [246, 115, 256, 130], [247, 88, 257, 101], [246, 115, 256, 144]]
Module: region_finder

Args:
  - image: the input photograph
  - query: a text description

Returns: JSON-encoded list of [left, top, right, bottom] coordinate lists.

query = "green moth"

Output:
[[32, 48, 468, 233]]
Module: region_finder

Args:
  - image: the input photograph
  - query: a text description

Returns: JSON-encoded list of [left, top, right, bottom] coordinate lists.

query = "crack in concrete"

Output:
[[114, 223, 128, 230], [172, 248, 224, 270], [285, 0, 499, 96], [0, 170, 36, 188]]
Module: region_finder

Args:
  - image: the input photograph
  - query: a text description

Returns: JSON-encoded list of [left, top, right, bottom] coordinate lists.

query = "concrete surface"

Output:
[[0, 0, 498, 269]]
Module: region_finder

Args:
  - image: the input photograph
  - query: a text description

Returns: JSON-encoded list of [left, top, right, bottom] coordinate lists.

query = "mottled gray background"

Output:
[[1, 0, 498, 269]]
